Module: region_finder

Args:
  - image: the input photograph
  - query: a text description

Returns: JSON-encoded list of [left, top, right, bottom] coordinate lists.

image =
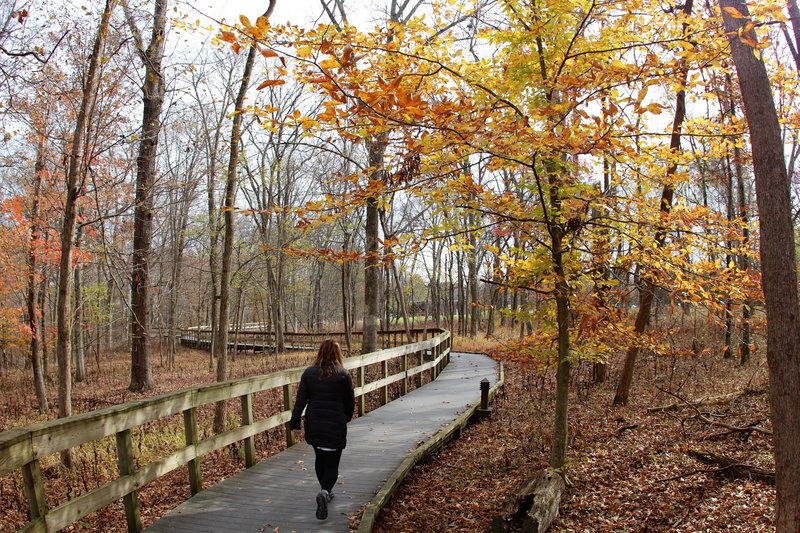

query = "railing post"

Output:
[[448, 334, 452, 364], [358, 363, 366, 416], [401, 351, 408, 396], [115, 429, 142, 533], [283, 384, 295, 447], [382, 358, 389, 405], [415, 350, 423, 388], [241, 393, 256, 467], [183, 407, 202, 495], [21, 460, 47, 529]]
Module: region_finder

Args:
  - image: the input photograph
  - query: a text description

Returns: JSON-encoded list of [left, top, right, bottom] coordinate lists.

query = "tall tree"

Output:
[[28, 121, 49, 412], [124, 0, 169, 391], [55, 0, 116, 463], [213, 0, 277, 434], [613, 0, 694, 406], [719, 1, 800, 529]]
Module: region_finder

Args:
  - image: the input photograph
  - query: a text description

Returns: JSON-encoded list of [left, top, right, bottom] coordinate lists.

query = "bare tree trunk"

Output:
[[105, 263, 114, 351], [456, 248, 466, 336], [614, 0, 693, 406], [167, 195, 191, 369], [28, 134, 48, 413], [550, 228, 571, 469], [40, 278, 49, 377], [468, 216, 479, 339], [363, 137, 385, 354], [73, 226, 86, 383], [127, 0, 168, 392], [725, 75, 753, 365], [486, 239, 500, 338], [264, 255, 285, 352], [341, 232, 353, 353], [720, 2, 800, 529], [214, 0, 277, 434], [56, 0, 115, 466], [207, 141, 221, 367]]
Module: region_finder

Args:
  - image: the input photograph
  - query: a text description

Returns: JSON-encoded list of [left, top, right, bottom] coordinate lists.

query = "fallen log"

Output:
[[687, 449, 775, 485], [651, 388, 772, 436], [491, 468, 566, 533], [647, 390, 747, 413], [701, 419, 765, 441]]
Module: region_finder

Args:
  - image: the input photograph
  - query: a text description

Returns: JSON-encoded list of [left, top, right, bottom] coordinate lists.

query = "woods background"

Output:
[[1, 0, 799, 530]]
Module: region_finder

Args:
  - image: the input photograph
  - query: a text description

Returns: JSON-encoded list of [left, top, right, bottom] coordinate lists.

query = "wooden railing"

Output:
[[179, 326, 435, 353], [0, 328, 451, 533]]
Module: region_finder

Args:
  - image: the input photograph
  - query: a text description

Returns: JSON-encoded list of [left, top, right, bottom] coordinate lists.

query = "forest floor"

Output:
[[0, 335, 775, 532], [374, 342, 775, 532]]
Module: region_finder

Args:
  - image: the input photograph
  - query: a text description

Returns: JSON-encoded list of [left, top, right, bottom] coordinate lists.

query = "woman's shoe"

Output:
[[316, 490, 328, 520]]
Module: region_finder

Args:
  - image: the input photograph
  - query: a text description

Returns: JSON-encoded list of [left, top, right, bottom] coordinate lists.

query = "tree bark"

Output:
[[73, 226, 86, 383], [491, 468, 566, 533], [468, 211, 479, 339], [363, 137, 385, 354], [719, 2, 800, 529], [167, 182, 192, 369], [726, 76, 752, 365], [56, 0, 115, 465], [341, 231, 353, 353], [128, 0, 168, 392], [28, 133, 48, 413]]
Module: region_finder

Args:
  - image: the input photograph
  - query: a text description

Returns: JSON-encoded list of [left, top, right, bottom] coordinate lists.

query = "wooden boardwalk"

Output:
[[145, 352, 498, 533]]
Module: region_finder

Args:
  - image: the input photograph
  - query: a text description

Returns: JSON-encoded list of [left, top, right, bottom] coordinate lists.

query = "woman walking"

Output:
[[289, 339, 355, 520]]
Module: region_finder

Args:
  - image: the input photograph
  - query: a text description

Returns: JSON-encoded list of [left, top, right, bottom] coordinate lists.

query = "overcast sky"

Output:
[[187, 0, 384, 29]]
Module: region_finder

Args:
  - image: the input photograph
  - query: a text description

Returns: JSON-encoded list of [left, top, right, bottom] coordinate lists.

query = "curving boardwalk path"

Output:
[[145, 352, 498, 533]]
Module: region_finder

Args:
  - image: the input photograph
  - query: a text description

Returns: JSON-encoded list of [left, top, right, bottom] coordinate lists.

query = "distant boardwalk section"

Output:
[[146, 352, 499, 533]]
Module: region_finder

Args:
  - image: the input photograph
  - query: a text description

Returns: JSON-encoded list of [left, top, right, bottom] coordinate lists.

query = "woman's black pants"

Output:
[[313, 447, 342, 492]]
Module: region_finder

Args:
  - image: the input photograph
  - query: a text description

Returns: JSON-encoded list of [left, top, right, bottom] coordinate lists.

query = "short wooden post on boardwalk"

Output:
[[241, 393, 256, 467], [116, 428, 143, 532], [183, 407, 202, 495], [416, 350, 423, 388], [357, 363, 366, 416], [382, 358, 389, 405], [21, 460, 47, 526], [401, 351, 409, 395]]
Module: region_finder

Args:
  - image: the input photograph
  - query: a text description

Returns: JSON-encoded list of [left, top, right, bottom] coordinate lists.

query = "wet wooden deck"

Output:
[[145, 352, 498, 532]]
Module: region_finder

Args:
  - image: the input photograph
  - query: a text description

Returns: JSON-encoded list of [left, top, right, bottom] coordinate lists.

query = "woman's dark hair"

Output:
[[314, 339, 344, 378]]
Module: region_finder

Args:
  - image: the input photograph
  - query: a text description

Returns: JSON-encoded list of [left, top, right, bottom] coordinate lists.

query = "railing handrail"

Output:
[[0, 328, 451, 533], [178, 327, 436, 337]]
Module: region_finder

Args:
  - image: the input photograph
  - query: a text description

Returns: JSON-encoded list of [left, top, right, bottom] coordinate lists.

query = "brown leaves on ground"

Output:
[[373, 348, 774, 532]]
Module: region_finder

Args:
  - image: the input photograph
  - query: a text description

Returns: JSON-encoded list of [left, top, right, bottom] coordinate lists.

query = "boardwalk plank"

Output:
[[146, 353, 497, 533]]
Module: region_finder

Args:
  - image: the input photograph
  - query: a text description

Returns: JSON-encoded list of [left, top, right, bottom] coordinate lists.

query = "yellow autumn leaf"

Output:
[[319, 58, 340, 70], [300, 117, 320, 130], [721, 6, 746, 18], [219, 31, 237, 43], [256, 79, 285, 90]]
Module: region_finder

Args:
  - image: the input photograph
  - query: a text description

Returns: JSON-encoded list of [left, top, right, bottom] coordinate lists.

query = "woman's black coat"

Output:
[[289, 364, 355, 450]]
